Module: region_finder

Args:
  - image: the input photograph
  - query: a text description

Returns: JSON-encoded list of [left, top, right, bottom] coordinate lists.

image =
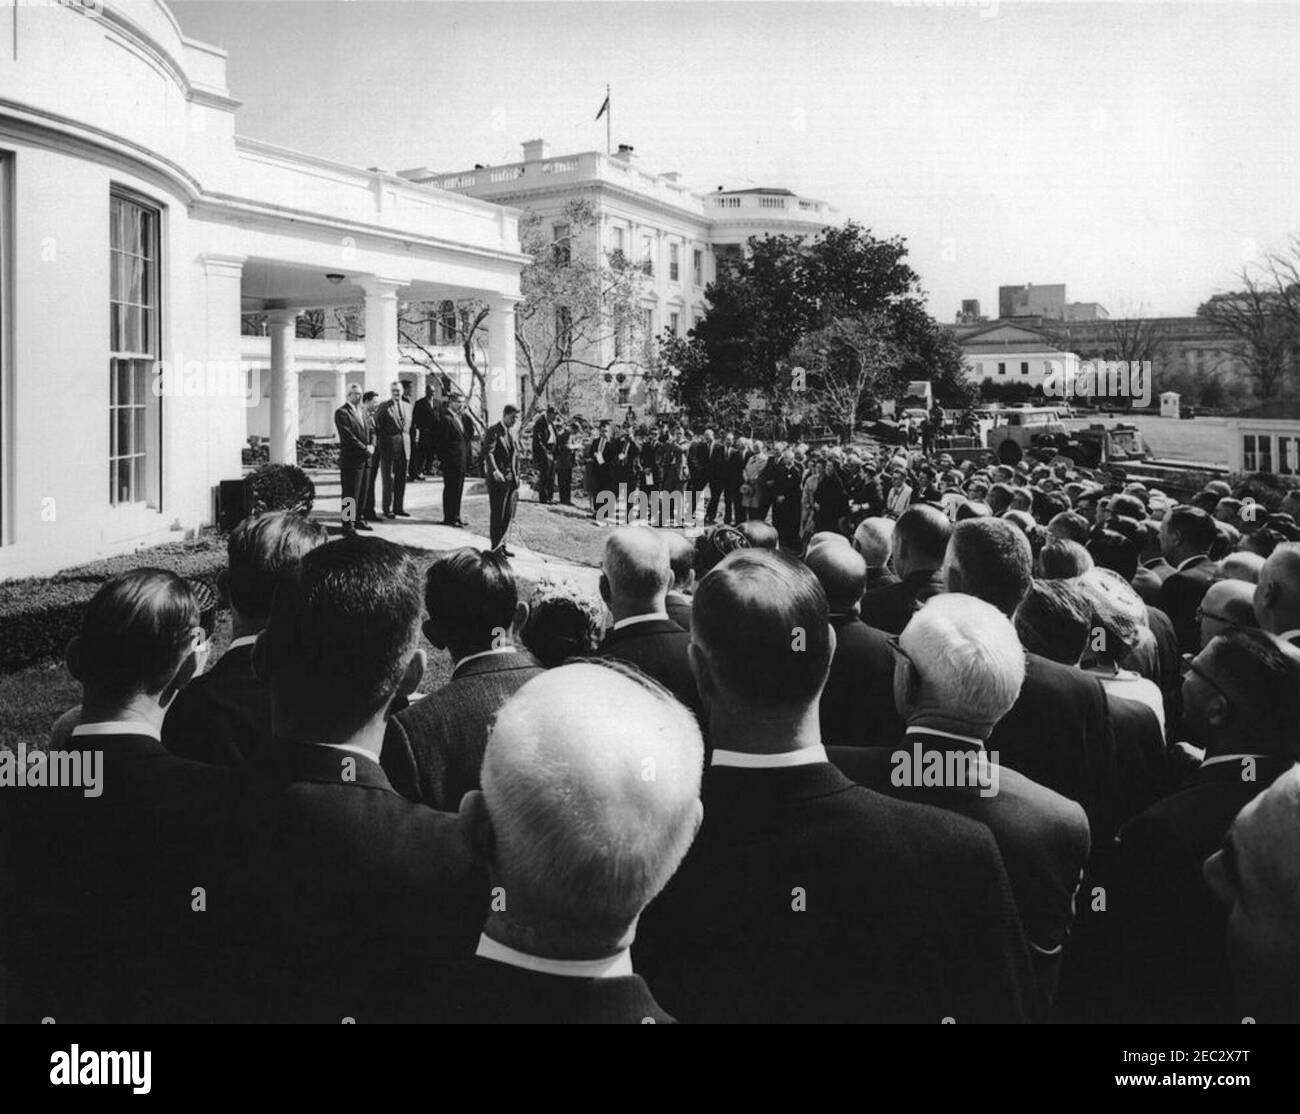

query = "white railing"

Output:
[[543, 159, 579, 174], [490, 166, 523, 183], [759, 196, 786, 209]]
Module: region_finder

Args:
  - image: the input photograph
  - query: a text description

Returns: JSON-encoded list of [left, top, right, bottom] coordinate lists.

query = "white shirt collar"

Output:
[[452, 646, 518, 676], [316, 742, 381, 766], [475, 934, 633, 979], [227, 635, 259, 651], [1200, 753, 1273, 769], [711, 745, 828, 769], [72, 720, 161, 742], [611, 611, 670, 632], [1278, 629, 1300, 644], [905, 725, 986, 749], [1177, 554, 1209, 572]]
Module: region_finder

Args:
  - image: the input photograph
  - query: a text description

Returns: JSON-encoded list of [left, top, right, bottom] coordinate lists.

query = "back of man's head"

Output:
[[1220, 550, 1265, 585], [1255, 542, 1300, 635], [1163, 505, 1218, 560], [944, 517, 1033, 616], [900, 593, 1026, 731], [1014, 578, 1092, 666], [224, 511, 329, 625], [663, 530, 695, 590], [1206, 766, 1300, 1022], [1200, 579, 1259, 645], [71, 569, 200, 705], [738, 520, 779, 550], [477, 662, 703, 947], [805, 543, 868, 614], [602, 527, 671, 610], [1187, 629, 1300, 756], [853, 517, 894, 567], [424, 547, 519, 646], [1046, 511, 1091, 545], [259, 537, 423, 737], [692, 549, 832, 713], [1039, 538, 1094, 580], [893, 503, 952, 577], [1088, 527, 1140, 582]]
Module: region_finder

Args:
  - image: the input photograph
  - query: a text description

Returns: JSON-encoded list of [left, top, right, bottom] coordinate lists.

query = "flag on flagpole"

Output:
[[595, 92, 610, 121]]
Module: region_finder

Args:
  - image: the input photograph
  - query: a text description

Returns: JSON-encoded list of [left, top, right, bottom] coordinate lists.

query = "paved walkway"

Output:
[[306, 470, 601, 593]]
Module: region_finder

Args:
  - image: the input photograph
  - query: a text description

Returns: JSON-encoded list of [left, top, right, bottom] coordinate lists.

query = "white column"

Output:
[[333, 368, 349, 411], [267, 308, 298, 465], [486, 296, 519, 424], [359, 276, 406, 397], [196, 253, 246, 521]]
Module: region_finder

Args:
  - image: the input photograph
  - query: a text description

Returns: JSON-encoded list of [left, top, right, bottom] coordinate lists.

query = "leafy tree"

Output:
[[790, 313, 904, 443], [1198, 265, 1297, 400]]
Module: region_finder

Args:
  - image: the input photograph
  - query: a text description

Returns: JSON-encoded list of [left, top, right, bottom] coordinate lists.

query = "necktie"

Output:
[[395, 403, 404, 431]]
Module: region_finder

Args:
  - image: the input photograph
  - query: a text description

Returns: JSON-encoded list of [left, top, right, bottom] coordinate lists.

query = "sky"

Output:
[[171, 0, 1300, 320]]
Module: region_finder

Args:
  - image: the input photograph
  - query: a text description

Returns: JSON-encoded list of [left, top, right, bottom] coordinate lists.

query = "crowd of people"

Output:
[[5, 423, 1300, 1024]]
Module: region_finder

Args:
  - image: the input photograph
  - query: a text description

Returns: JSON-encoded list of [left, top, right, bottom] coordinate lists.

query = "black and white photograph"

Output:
[[1, 0, 1298, 1083]]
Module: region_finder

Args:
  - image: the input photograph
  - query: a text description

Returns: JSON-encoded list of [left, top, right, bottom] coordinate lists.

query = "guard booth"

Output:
[[1160, 391, 1181, 419]]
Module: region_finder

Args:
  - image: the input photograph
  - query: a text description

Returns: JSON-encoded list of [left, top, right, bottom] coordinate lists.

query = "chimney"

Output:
[[613, 144, 635, 162], [522, 138, 548, 163], [661, 171, 680, 183]]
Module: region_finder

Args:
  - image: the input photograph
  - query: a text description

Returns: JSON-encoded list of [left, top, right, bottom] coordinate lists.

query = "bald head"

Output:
[[1205, 767, 1300, 1021], [893, 504, 952, 578], [601, 527, 671, 617], [1200, 579, 1259, 646], [1254, 543, 1300, 635], [852, 517, 894, 568], [805, 543, 868, 614], [477, 663, 704, 951], [1220, 551, 1264, 584], [663, 530, 694, 590], [806, 531, 850, 558]]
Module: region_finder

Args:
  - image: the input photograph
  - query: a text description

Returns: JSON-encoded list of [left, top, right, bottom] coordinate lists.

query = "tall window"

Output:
[[552, 222, 571, 265], [641, 234, 653, 275], [1243, 435, 1259, 472], [693, 248, 703, 286], [440, 300, 457, 344], [669, 312, 680, 336], [110, 192, 161, 508], [997, 362, 1006, 376], [669, 243, 680, 282], [1020, 361, 1030, 376]]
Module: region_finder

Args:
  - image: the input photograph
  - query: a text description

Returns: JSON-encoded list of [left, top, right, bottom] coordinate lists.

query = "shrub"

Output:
[[248, 463, 315, 516]]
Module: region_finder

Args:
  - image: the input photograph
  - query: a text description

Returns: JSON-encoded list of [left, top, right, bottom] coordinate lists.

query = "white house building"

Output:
[[0, 0, 527, 579], [1224, 402, 1300, 477], [400, 140, 838, 417], [958, 322, 1081, 395]]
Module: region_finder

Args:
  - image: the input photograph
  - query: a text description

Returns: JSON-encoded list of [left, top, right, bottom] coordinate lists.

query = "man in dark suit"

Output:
[[334, 382, 375, 534], [634, 549, 1036, 1023], [411, 382, 439, 480], [361, 391, 380, 523], [1157, 505, 1219, 653], [664, 531, 694, 633], [1083, 629, 1300, 1022], [432, 662, 703, 1023], [944, 516, 1129, 841], [595, 527, 700, 719], [531, 405, 559, 504], [0, 570, 235, 1022], [483, 404, 521, 554], [586, 419, 613, 518], [860, 503, 950, 634], [1254, 541, 1300, 646], [804, 542, 900, 747], [374, 380, 412, 519], [163, 511, 327, 767], [382, 548, 544, 810], [722, 433, 746, 525], [433, 394, 472, 527], [830, 593, 1090, 1011], [687, 429, 710, 508], [704, 431, 727, 524], [222, 538, 486, 1022], [555, 419, 577, 505]]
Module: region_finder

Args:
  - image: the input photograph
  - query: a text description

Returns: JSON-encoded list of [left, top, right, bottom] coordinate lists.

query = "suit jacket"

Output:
[[555, 428, 574, 466], [819, 612, 902, 747], [428, 956, 674, 1024], [434, 409, 471, 473], [706, 441, 727, 481], [1156, 554, 1216, 654], [216, 742, 486, 1022], [595, 617, 701, 719], [633, 761, 1036, 1023], [374, 398, 411, 458], [532, 415, 558, 459], [413, 395, 438, 434], [687, 439, 710, 478], [334, 401, 373, 466], [723, 446, 746, 487], [0, 731, 237, 1022], [665, 590, 692, 633], [483, 420, 518, 483], [1132, 557, 1175, 606], [829, 737, 1090, 1009], [1078, 753, 1294, 1023], [381, 650, 545, 810], [162, 641, 271, 767], [859, 567, 945, 635]]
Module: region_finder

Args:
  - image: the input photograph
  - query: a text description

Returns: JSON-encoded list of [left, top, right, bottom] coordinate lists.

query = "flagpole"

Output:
[[605, 84, 611, 155]]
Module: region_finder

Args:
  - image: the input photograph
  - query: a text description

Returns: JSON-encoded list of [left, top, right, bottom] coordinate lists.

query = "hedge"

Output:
[[0, 534, 228, 673]]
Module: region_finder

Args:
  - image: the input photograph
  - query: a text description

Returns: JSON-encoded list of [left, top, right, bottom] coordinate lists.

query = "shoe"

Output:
[[409, 476, 424, 483], [440, 520, 460, 527], [355, 522, 374, 532], [498, 547, 516, 558], [395, 511, 412, 518], [455, 519, 469, 528], [383, 512, 395, 520]]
